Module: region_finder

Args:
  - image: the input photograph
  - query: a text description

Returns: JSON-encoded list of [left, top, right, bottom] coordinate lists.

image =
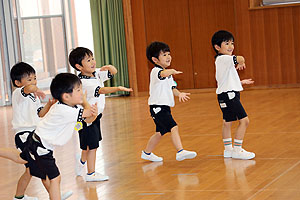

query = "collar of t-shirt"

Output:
[[154, 64, 164, 69], [78, 71, 96, 79], [58, 101, 79, 108]]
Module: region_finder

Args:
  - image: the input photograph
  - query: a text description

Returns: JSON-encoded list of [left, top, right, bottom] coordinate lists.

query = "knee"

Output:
[[240, 117, 249, 127], [223, 121, 232, 129]]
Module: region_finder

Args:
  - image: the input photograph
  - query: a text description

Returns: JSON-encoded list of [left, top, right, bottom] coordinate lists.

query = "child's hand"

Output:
[[46, 98, 57, 107], [171, 69, 183, 75], [91, 103, 98, 117], [34, 89, 46, 100], [241, 79, 254, 85], [118, 86, 133, 92], [100, 65, 114, 71], [236, 63, 246, 70], [179, 92, 190, 102]]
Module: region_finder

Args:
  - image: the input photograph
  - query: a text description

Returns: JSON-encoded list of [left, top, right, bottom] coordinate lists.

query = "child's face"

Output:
[[154, 51, 171, 68], [79, 54, 96, 76], [67, 84, 83, 106], [217, 40, 234, 56], [15, 73, 37, 88]]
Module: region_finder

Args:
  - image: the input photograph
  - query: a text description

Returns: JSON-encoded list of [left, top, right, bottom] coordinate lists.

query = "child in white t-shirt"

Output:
[[10, 62, 56, 200], [211, 30, 255, 160], [20, 73, 97, 200], [141, 41, 197, 162], [69, 47, 132, 182]]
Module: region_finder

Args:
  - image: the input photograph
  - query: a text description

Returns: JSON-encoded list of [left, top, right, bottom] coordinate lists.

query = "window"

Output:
[[262, 0, 300, 5]]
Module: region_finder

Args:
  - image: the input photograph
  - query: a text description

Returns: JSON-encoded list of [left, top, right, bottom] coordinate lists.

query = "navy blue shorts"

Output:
[[217, 91, 247, 122], [79, 113, 102, 150], [18, 132, 60, 180], [149, 105, 177, 135]]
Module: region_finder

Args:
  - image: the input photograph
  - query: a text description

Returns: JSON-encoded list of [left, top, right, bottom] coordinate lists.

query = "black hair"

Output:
[[211, 30, 234, 54], [146, 41, 170, 64], [10, 62, 36, 87], [68, 47, 93, 71], [50, 73, 81, 102]]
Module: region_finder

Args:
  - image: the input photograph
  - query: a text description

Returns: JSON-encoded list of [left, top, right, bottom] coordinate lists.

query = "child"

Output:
[[10, 62, 56, 200], [20, 73, 97, 200], [141, 41, 197, 162], [0, 148, 27, 164], [69, 47, 132, 181], [211, 30, 255, 160]]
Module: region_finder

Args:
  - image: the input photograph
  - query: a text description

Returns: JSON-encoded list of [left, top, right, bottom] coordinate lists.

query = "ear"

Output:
[[151, 57, 159, 64], [14, 80, 22, 87], [214, 44, 221, 51], [75, 64, 82, 70], [61, 93, 71, 103]]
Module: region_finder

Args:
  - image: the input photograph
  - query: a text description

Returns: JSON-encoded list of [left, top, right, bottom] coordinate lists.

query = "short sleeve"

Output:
[[96, 68, 112, 82]]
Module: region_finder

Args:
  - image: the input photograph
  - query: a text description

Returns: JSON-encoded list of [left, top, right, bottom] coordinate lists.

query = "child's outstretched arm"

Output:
[[0, 148, 27, 164], [160, 69, 182, 77], [98, 86, 133, 94], [172, 88, 190, 102], [23, 85, 46, 100], [38, 98, 57, 117], [241, 79, 254, 85], [100, 64, 118, 75], [81, 93, 98, 123]]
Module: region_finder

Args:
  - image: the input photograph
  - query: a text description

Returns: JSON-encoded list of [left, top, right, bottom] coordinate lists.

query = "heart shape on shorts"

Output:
[[153, 107, 161, 114]]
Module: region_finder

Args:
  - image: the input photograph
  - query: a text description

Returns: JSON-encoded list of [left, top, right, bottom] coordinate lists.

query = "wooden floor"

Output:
[[1, 88, 300, 199]]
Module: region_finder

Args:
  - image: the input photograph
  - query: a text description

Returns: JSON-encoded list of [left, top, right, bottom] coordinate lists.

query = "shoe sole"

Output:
[[61, 191, 73, 200], [85, 178, 109, 182], [141, 155, 163, 162], [176, 153, 197, 161], [232, 154, 255, 160]]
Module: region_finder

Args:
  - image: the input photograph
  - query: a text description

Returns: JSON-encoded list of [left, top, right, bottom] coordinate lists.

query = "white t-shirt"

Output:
[[35, 102, 83, 150], [79, 69, 112, 114], [148, 66, 177, 107], [11, 87, 43, 133], [215, 55, 243, 94]]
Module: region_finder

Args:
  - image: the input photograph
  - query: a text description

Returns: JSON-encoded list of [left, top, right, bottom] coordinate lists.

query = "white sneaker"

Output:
[[13, 195, 38, 200], [61, 190, 73, 200], [85, 172, 109, 182], [224, 149, 233, 158], [176, 150, 197, 161], [75, 153, 85, 176], [141, 151, 163, 162], [232, 148, 255, 160]]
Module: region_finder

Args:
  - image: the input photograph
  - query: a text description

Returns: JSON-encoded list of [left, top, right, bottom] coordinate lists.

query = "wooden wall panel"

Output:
[[248, 10, 268, 85], [189, 0, 236, 88], [263, 9, 282, 84], [292, 7, 300, 82], [130, 0, 149, 93], [234, 0, 254, 81], [143, 0, 194, 90], [277, 8, 296, 84]]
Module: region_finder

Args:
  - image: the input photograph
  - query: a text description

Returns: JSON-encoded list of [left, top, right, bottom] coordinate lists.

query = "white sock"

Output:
[[223, 138, 233, 151], [234, 139, 243, 150]]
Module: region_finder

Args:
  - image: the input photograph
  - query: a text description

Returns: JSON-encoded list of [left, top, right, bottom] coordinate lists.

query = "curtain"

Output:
[[89, 0, 129, 95]]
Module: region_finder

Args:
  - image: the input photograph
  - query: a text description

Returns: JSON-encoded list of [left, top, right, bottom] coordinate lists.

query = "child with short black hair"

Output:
[[141, 41, 197, 162], [69, 47, 132, 181], [211, 30, 255, 160], [20, 73, 97, 200], [10, 62, 56, 200]]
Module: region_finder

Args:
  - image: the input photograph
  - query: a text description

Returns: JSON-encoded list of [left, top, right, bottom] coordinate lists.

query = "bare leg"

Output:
[[222, 120, 232, 139], [170, 126, 183, 151], [81, 149, 88, 163], [86, 148, 97, 174], [234, 117, 249, 140], [145, 132, 162, 153], [42, 177, 51, 192], [49, 175, 61, 200], [15, 168, 31, 197], [0, 148, 26, 164]]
